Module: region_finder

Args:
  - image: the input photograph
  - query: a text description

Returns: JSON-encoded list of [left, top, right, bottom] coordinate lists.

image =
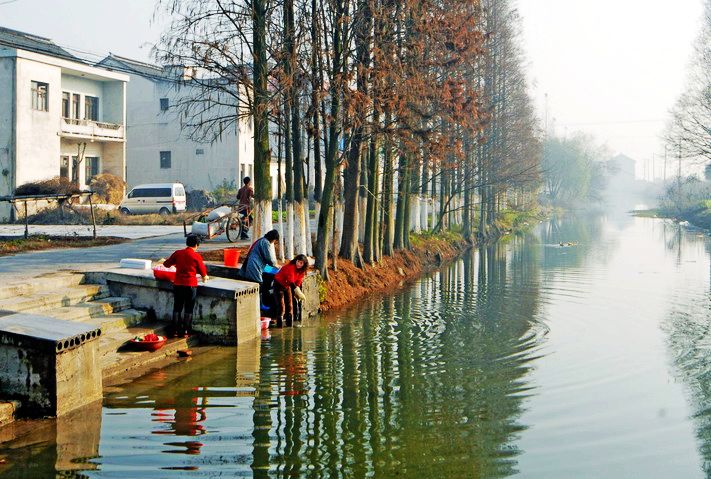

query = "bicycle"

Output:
[[225, 203, 251, 243], [184, 202, 251, 243]]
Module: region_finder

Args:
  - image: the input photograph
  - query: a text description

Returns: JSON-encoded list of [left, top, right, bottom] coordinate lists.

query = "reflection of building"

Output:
[[97, 54, 254, 193], [0, 27, 128, 221]]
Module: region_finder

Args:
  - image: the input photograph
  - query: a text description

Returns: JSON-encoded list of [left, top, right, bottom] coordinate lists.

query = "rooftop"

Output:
[[97, 54, 166, 80], [0, 26, 81, 62]]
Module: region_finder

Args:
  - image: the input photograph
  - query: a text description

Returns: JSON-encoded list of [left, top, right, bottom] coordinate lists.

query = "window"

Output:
[[195, 148, 204, 155], [160, 151, 171, 169], [130, 187, 171, 198], [62, 92, 70, 118], [85, 157, 99, 185], [31, 81, 48, 111], [71, 156, 79, 183], [72, 94, 80, 119], [84, 96, 98, 121], [159, 98, 169, 111], [60, 156, 69, 179]]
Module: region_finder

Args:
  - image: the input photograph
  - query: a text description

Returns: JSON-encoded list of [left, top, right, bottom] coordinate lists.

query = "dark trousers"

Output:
[[274, 282, 294, 320], [173, 286, 197, 315]]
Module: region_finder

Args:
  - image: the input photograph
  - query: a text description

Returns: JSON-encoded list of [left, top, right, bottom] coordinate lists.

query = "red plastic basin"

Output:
[[130, 335, 167, 351], [153, 267, 176, 282]]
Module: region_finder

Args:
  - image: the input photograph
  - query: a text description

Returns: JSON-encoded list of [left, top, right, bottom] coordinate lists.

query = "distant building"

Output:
[[97, 54, 254, 194], [0, 27, 128, 221], [606, 154, 636, 181]]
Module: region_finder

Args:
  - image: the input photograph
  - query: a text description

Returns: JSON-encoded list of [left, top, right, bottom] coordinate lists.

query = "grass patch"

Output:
[[0, 235, 127, 256], [631, 209, 660, 218]]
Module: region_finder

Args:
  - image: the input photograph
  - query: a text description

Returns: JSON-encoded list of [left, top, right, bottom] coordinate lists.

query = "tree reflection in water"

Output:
[[252, 237, 545, 478]]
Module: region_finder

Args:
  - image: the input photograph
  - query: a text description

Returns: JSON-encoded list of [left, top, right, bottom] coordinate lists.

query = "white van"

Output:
[[119, 183, 187, 215]]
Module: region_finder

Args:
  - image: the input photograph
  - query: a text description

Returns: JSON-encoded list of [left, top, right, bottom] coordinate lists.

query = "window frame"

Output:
[[159, 151, 172, 169], [31, 81, 49, 112], [84, 156, 100, 185], [159, 98, 169, 111], [84, 96, 99, 121]]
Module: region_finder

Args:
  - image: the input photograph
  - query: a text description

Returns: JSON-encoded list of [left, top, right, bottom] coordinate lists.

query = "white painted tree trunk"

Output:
[[409, 195, 421, 232], [420, 196, 429, 231], [293, 200, 308, 255], [335, 201, 344, 252], [358, 196, 367, 243], [305, 202, 313, 256], [286, 202, 294, 260], [277, 199, 285, 261], [254, 200, 273, 242]]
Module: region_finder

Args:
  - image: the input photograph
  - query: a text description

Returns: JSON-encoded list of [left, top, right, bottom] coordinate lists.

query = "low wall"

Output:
[[204, 263, 321, 318], [88, 269, 260, 345]]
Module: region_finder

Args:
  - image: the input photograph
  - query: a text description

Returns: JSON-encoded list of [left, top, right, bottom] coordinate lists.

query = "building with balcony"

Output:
[[0, 26, 128, 221], [97, 54, 254, 194]]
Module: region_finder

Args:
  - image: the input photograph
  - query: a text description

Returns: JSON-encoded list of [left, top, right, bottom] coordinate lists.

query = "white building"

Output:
[[97, 54, 254, 194], [0, 27, 128, 221]]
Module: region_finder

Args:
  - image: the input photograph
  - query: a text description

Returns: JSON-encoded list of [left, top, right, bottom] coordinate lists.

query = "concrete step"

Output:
[[82, 309, 148, 334], [0, 285, 110, 315], [98, 322, 171, 357], [101, 324, 199, 380], [49, 297, 133, 322], [0, 273, 85, 300]]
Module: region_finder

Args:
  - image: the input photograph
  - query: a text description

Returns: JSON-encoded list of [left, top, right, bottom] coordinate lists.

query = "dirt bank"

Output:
[[0, 236, 127, 257], [320, 233, 469, 311]]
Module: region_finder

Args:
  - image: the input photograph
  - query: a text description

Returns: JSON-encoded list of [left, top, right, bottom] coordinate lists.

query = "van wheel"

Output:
[[159, 208, 171, 216], [119, 208, 130, 215]]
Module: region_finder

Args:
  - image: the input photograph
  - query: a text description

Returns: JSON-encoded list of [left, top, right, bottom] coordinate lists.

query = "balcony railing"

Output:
[[60, 118, 125, 141]]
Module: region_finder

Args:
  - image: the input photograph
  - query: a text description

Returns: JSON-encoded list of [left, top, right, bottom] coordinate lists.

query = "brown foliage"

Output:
[[15, 177, 81, 196], [89, 174, 126, 205]]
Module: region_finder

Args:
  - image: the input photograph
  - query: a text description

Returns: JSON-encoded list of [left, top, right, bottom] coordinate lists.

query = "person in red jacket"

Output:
[[164, 234, 209, 337], [273, 254, 308, 327]]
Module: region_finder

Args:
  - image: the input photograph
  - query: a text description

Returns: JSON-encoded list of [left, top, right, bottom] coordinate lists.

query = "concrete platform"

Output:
[[88, 268, 261, 345], [0, 313, 102, 417]]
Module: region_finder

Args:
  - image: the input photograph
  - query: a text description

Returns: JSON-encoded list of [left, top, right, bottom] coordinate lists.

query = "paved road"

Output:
[[0, 231, 250, 280]]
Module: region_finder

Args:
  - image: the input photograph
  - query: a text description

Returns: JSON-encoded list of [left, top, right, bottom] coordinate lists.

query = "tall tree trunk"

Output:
[[252, 0, 273, 238], [315, 0, 346, 279]]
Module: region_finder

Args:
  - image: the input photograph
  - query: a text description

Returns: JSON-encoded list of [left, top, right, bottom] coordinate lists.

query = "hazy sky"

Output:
[[518, 0, 704, 178], [1, 0, 705, 178]]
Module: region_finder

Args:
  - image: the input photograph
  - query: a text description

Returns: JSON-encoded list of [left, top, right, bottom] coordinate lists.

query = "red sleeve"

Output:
[[164, 251, 177, 268]]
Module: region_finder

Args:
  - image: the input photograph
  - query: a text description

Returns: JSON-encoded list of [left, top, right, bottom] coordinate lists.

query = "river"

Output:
[[1, 212, 710, 478]]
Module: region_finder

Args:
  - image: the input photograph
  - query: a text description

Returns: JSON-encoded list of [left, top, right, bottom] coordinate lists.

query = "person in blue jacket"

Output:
[[241, 229, 280, 305]]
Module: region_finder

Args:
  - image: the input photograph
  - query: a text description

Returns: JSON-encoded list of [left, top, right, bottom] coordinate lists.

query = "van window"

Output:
[[129, 187, 172, 198], [175, 185, 185, 196]]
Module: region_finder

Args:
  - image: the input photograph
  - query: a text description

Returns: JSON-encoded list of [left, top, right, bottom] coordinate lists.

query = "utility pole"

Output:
[[544, 93, 549, 139], [652, 153, 655, 182], [664, 145, 667, 183]]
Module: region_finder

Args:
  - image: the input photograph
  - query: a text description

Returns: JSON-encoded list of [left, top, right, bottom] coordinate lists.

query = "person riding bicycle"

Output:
[[236, 177, 254, 240]]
